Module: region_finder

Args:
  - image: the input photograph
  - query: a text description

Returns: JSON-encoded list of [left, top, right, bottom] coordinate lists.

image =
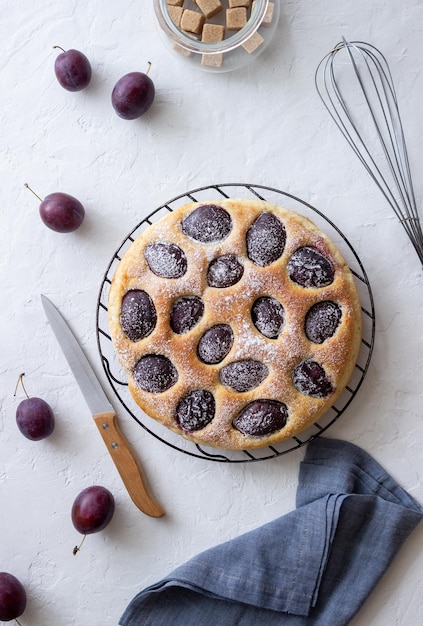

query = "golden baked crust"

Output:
[[108, 199, 362, 450]]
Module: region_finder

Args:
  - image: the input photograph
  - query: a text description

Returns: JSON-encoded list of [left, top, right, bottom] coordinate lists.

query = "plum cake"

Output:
[[108, 199, 362, 450]]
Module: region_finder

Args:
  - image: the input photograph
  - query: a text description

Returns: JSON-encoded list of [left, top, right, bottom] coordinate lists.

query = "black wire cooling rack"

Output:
[[96, 183, 376, 463]]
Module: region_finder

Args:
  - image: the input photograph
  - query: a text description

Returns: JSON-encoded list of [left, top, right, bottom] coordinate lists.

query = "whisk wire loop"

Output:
[[319, 45, 402, 217], [315, 38, 423, 266]]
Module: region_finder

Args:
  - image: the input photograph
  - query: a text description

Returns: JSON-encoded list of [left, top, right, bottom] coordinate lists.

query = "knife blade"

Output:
[[41, 294, 165, 518]]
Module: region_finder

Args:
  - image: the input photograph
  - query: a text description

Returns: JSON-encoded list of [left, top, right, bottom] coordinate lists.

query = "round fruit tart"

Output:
[[108, 199, 362, 450]]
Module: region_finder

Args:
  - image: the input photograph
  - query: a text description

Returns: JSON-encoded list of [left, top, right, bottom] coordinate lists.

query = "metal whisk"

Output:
[[315, 38, 423, 267]]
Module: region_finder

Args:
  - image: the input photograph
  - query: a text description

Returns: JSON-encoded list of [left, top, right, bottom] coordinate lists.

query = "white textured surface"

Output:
[[1, 1, 423, 624]]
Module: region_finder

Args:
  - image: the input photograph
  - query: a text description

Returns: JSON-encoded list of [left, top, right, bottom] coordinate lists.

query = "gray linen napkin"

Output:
[[119, 438, 423, 626]]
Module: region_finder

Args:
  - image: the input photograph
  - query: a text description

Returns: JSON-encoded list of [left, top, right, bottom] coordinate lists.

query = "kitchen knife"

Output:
[[41, 294, 165, 517]]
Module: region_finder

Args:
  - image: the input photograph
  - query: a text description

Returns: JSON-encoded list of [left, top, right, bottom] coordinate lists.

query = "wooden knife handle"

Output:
[[93, 411, 165, 517]]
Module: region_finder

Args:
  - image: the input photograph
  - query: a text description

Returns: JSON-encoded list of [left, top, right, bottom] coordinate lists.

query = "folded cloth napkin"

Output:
[[119, 438, 423, 626]]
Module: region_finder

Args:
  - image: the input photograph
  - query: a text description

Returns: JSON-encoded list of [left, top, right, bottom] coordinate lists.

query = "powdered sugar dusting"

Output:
[[287, 247, 334, 288], [175, 389, 215, 432], [305, 301, 342, 343], [144, 242, 187, 279], [233, 321, 279, 360], [198, 324, 234, 364], [292, 359, 334, 398], [251, 296, 284, 339], [233, 400, 288, 436], [220, 360, 269, 392], [120, 290, 157, 342], [171, 296, 204, 334], [182, 204, 232, 243], [133, 354, 178, 393], [109, 198, 362, 450], [207, 254, 244, 288], [246, 212, 286, 266]]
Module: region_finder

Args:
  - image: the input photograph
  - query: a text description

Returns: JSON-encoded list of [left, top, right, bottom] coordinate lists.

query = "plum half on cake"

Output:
[[108, 199, 362, 450]]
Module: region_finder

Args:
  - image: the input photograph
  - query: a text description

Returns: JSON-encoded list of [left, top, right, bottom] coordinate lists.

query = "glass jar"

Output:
[[153, 0, 279, 73]]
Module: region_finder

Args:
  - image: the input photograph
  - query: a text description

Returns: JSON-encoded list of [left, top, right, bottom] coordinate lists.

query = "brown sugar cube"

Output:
[[167, 0, 184, 6], [174, 29, 201, 57], [263, 2, 275, 25], [252, 1, 274, 25], [201, 23, 225, 66], [226, 7, 247, 30], [201, 53, 224, 67], [201, 23, 225, 43], [229, 0, 250, 8], [183, 30, 201, 40], [242, 30, 264, 53], [168, 5, 183, 27], [181, 9, 205, 35], [196, 0, 223, 20], [174, 42, 193, 57]]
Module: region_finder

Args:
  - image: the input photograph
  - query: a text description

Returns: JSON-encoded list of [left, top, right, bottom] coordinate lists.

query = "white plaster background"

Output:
[[1, 1, 423, 624]]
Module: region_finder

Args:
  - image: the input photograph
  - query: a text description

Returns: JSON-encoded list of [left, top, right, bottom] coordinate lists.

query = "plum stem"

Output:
[[24, 183, 43, 203], [73, 535, 87, 555], [146, 61, 152, 75], [15, 619, 22, 625], [52, 45, 66, 53], [14, 373, 29, 399]]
